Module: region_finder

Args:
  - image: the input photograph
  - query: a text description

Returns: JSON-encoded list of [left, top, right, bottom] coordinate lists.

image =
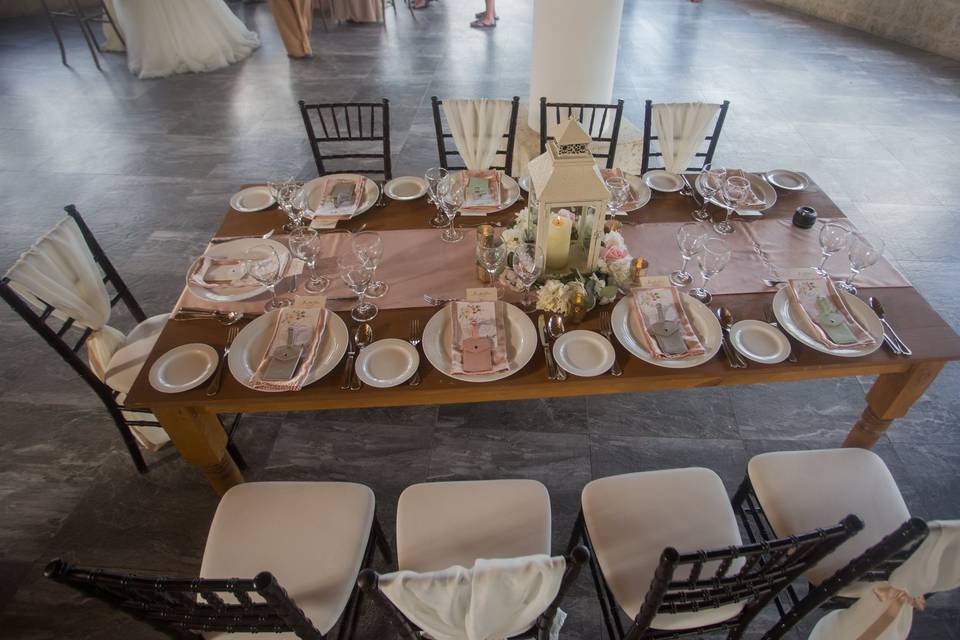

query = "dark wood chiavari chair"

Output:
[[538, 98, 625, 169], [430, 96, 521, 175], [299, 99, 393, 181], [640, 100, 730, 174]]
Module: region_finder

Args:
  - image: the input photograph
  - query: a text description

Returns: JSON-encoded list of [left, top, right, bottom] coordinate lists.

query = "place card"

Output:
[[310, 218, 339, 230], [293, 295, 327, 309], [636, 275, 671, 288], [466, 287, 498, 302]]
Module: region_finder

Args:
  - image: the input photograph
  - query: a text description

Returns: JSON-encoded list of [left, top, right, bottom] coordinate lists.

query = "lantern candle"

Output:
[[546, 213, 572, 270]]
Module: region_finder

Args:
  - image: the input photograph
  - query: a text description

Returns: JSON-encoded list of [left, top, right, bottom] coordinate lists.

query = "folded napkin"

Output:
[[629, 287, 707, 360], [188, 256, 255, 290], [460, 170, 502, 215], [725, 169, 764, 207], [785, 276, 876, 349], [249, 306, 328, 392], [449, 301, 509, 375], [600, 168, 640, 211], [311, 175, 365, 217]]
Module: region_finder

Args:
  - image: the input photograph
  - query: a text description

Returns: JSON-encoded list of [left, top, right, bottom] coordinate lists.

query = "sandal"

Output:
[[474, 11, 499, 19], [470, 18, 496, 28]]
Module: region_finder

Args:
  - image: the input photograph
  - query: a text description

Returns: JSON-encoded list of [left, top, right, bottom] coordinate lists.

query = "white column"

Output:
[[528, 0, 625, 133]]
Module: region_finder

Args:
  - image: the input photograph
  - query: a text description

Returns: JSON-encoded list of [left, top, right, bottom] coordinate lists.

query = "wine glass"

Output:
[[352, 231, 387, 298], [268, 175, 292, 207], [605, 176, 630, 216], [714, 175, 750, 235], [288, 227, 323, 294], [691, 163, 722, 221], [439, 175, 465, 243], [478, 237, 507, 298], [512, 242, 545, 312], [338, 255, 377, 322], [278, 181, 302, 231], [689, 237, 731, 304], [815, 223, 850, 277], [245, 244, 291, 311], [669, 222, 707, 287], [425, 167, 448, 228], [837, 233, 885, 295], [310, 229, 351, 293]]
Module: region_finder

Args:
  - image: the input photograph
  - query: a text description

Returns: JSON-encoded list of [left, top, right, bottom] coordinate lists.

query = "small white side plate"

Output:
[[765, 170, 809, 191], [552, 330, 615, 377], [230, 186, 276, 213], [642, 170, 684, 192], [728, 320, 790, 364], [148, 343, 219, 393], [355, 338, 419, 388], [384, 176, 429, 201]]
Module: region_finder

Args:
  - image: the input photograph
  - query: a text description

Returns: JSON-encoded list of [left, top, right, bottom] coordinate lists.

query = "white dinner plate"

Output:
[[300, 174, 380, 219], [552, 330, 616, 377], [230, 186, 276, 213], [772, 288, 883, 358], [422, 302, 537, 382], [728, 319, 791, 364], [695, 171, 777, 212], [458, 172, 522, 215], [227, 309, 349, 391], [148, 343, 219, 393], [642, 170, 685, 193], [384, 176, 428, 201], [186, 238, 290, 303], [354, 338, 419, 388], [764, 169, 809, 191], [610, 294, 722, 368], [622, 174, 652, 213]]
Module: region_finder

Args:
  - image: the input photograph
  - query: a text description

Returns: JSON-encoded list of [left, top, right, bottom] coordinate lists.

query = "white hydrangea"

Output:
[[500, 227, 524, 252], [603, 230, 625, 248], [606, 256, 633, 287], [535, 279, 569, 315]]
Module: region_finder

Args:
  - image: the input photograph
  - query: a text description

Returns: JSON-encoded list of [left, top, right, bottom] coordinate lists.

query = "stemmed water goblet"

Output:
[[669, 222, 707, 287], [691, 163, 723, 221], [836, 233, 885, 295], [605, 176, 630, 217], [439, 176, 465, 243], [288, 227, 325, 294], [268, 175, 292, 208], [477, 237, 507, 298], [352, 231, 388, 298], [815, 222, 850, 277], [245, 244, 292, 311], [338, 255, 378, 322], [689, 237, 732, 304], [512, 242, 545, 312], [425, 167, 449, 228], [714, 175, 750, 235], [277, 181, 303, 231]]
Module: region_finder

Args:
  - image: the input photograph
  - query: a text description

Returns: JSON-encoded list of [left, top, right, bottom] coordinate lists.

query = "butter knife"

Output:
[[537, 315, 557, 381], [340, 331, 356, 390]]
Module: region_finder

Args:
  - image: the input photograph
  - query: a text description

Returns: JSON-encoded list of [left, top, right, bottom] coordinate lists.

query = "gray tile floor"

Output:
[[0, 0, 959, 638]]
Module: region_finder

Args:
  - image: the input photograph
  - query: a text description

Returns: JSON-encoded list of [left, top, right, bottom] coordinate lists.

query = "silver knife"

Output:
[[340, 331, 356, 390], [537, 315, 557, 381]]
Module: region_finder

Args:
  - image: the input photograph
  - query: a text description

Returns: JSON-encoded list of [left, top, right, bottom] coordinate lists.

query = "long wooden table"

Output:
[[125, 178, 960, 495]]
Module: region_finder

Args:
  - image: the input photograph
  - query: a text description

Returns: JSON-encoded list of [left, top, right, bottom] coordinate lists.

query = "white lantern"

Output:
[[527, 118, 610, 276]]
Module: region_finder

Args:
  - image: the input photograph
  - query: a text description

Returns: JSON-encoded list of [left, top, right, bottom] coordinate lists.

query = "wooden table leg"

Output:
[[154, 406, 244, 496], [843, 362, 945, 449]]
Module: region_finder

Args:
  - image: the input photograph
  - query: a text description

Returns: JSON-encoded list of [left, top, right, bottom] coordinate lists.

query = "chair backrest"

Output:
[[298, 99, 393, 181], [640, 99, 730, 174], [430, 96, 520, 175], [359, 546, 590, 640], [629, 515, 862, 639], [45, 559, 323, 639], [538, 98, 625, 169]]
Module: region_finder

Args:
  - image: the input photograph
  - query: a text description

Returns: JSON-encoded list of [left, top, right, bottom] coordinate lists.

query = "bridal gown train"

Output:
[[109, 0, 260, 79]]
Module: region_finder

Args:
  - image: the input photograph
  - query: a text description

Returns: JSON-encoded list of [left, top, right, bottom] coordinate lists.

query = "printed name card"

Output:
[[466, 287, 499, 302], [636, 275, 671, 288]]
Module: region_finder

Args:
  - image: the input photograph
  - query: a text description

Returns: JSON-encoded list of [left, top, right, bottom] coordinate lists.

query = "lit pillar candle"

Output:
[[546, 214, 572, 270]]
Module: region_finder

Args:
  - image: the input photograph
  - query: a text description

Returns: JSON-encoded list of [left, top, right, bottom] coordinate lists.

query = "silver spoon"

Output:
[[717, 307, 748, 368], [350, 323, 373, 390], [173, 310, 244, 325], [545, 314, 568, 381]]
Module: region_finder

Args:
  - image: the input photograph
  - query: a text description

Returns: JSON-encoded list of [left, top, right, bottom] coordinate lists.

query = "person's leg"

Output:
[[267, 0, 313, 58], [470, 0, 495, 27]]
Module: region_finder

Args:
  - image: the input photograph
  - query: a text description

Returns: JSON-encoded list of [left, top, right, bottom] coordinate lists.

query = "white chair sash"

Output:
[[808, 520, 960, 640], [442, 99, 514, 171], [379, 554, 567, 640], [650, 102, 721, 174]]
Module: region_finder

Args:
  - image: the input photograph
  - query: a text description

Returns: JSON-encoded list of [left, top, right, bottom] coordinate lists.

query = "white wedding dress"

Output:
[[107, 0, 260, 79]]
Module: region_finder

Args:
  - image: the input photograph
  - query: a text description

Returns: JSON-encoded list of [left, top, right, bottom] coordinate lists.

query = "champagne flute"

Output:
[[669, 222, 707, 287], [245, 244, 291, 311], [689, 237, 731, 304], [478, 237, 507, 298], [440, 175, 465, 243], [338, 255, 377, 322], [605, 176, 630, 216], [815, 222, 850, 277], [512, 242, 545, 312], [714, 175, 750, 235], [425, 167, 448, 228], [288, 227, 322, 294], [837, 233, 885, 295], [352, 231, 388, 298]]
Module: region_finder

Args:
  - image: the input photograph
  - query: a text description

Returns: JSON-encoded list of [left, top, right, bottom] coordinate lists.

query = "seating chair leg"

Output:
[[372, 515, 393, 564], [39, 0, 68, 66], [110, 408, 148, 473], [226, 441, 248, 471], [565, 510, 585, 555], [68, 0, 103, 70]]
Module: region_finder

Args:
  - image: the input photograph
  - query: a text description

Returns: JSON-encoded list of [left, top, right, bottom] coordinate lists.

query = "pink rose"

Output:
[[601, 244, 628, 261]]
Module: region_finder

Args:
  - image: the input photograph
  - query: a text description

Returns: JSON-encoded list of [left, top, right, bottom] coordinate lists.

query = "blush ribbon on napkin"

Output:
[[460, 170, 502, 215], [854, 586, 926, 640], [600, 168, 640, 210], [311, 175, 365, 217], [188, 256, 255, 290], [249, 306, 328, 392], [629, 287, 707, 360], [785, 276, 876, 349], [449, 300, 509, 374]]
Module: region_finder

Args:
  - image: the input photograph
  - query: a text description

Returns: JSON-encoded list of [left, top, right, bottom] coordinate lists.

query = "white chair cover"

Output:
[[379, 554, 567, 640], [441, 99, 515, 171], [808, 520, 960, 640], [650, 102, 722, 174]]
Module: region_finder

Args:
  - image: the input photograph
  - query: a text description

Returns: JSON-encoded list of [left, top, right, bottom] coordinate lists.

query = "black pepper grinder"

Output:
[[793, 206, 817, 229]]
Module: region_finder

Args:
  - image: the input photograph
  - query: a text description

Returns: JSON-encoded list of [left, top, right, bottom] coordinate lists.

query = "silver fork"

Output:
[[423, 294, 460, 306], [599, 312, 623, 376], [408, 319, 422, 386], [206, 326, 239, 396]]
